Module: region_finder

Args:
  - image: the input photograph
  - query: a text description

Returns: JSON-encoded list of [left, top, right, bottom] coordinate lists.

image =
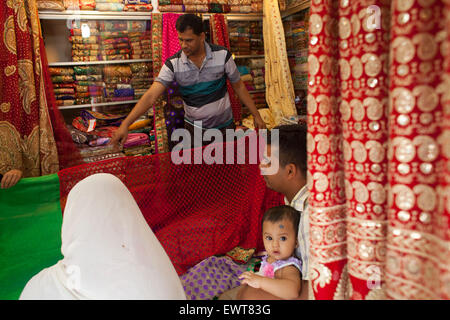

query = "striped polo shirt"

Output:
[[154, 42, 241, 129]]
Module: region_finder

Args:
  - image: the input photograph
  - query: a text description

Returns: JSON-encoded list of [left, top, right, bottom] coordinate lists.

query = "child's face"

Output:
[[262, 218, 297, 261]]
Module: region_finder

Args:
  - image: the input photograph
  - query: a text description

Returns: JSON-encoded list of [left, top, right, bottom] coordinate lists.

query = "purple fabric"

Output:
[[180, 256, 247, 300]]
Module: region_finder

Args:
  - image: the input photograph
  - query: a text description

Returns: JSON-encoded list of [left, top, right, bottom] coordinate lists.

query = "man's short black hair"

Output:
[[262, 205, 300, 236], [176, 14, 204, 35], [267, 123, 307, 177]]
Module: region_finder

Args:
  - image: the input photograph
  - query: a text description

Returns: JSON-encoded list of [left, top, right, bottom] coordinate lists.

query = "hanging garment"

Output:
[[1, 0, 81, 177], [162, 13, 183, 65], [262, 0, 297, 125]]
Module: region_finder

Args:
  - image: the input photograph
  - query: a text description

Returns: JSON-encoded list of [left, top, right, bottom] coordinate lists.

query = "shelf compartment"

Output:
[[49, 59, 153, 67], [39, 10, 152, 20]]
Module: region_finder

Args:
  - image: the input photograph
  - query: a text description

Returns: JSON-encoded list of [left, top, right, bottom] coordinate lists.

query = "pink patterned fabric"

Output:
[[162, 13, 182, 64]]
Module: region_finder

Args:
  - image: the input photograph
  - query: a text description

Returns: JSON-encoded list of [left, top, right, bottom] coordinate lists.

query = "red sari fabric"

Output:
[[308, 0, 450, 299], [0, 0, 60, 176], [58, 137, 284, 275], [210, 14, 242, 123]]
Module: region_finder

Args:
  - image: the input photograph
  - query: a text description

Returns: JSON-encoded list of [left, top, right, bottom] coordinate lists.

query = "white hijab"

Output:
[[20, 173, 186, 300]]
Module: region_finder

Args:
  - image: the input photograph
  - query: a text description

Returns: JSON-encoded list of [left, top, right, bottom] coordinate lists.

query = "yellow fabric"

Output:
[[242, 108, 276, 130], [263, 0, 297, 125]]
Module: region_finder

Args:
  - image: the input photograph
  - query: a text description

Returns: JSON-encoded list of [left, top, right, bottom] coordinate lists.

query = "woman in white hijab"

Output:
[[20, 173, 186, 300]]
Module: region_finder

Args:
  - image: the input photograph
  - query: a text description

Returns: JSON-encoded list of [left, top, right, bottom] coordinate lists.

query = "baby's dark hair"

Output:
[[262, 205, 300, 236]]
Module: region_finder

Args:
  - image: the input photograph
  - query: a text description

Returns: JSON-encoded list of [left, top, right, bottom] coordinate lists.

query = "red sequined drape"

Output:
[[308, 0, 450, 299]]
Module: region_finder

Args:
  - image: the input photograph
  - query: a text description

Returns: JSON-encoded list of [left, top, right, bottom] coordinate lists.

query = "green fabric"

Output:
[[0, 174, 63, 300]]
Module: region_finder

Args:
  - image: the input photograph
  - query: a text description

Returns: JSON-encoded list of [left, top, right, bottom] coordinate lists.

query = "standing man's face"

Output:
[[177, 28, 205, 58]]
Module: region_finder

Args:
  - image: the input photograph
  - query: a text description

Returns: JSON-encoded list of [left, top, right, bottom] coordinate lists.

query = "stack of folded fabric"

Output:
[[249, 58, 265, 91], [228, 21, 251, 56], [229, 0, 251, 13], [37, 0, 65, 11], [183, 0, 209, 13], [95, 0, 125, 11], [129, 27, 152, 59], [63, 0, 80, 10], [69, 110, 127, 162], [69, 20, 100, 62], [238, 65, 254, 91], [103, 65, 134, 102], [251, 0, 262, 12], [123, 0, 153, 11], [73, 66, 104, 105], [249, 21, 263, 55], [79, 0, 96, 10], [130, 62, 153, 99], [292, 20, 308, 91], [159, 0, 185, 12], [124, 117, 154, 156], [99, 21, 131, 61], [50, 67, 76, 107]]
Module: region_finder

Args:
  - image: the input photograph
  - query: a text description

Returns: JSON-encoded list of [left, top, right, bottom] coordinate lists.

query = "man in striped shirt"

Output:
[[111, 14, 266, 147]]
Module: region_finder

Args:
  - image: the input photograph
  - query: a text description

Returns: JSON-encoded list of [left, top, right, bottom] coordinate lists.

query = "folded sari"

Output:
[[103, 38, 129, 44], [123, 133, 150, 149], [54, 88, 75, 94], [63, 0, 80, 9], [51, 75, 74, 83], [103, 65, 132, 78], [184, 5, 208, 12], [70, 29, 100, 36], [37, 0, 65, 11], [81, 110, 127, 127], [125, 0, 151, 3], [73, 66, 102, 75], [53, 83, 76, 88], [158, 5, 185, 11], [99, 21, 128, 32], [56, 100, 75, 106], [49, 67, 74, 76], [101, 54, 130, 60], [69, 36, 98, 44], [72, 44, 100, 50], [72, 50, 99, 57], [96, 3, 124, 11], [131, 54, 152, 59]]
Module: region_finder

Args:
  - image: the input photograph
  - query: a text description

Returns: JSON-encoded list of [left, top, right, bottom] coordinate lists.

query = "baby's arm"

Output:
[[239, 266, 301, 300]]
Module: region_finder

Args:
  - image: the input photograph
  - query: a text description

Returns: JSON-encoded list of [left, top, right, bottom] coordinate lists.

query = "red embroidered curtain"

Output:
[[307, 0, 450, 299], [0, 0, 82, 176]]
